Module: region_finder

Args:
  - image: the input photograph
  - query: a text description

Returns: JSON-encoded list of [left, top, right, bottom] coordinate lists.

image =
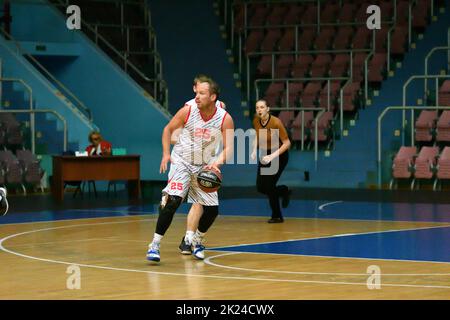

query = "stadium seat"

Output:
[[266, 5, 288, 26], [329, 54, 350, 78], [333, 27, 354, 50], [310, 111, 334, 149], [244, 30, 264, 55], [291, 111, 314, 148], [300, 5, 318, 24], [256, 55, 273, 77], [260, 29, 282, 52], [249, 6, 270, 27], [300, 82, 323, 109], [391, 26, 408, 55], [278, 28, 296, 51], [283, 4, 303, 25], [298, 28, 316, 51], [435, 146, 450, 189], [274, 55, 295, 78], [342, 82, 361, 112], [280, 82, 303, 109], [352, 27, 371, 50], [415, 110, 438, 143], [438, 80, 450, 106], [412, 146, 439, 189], [436, 110, 450, 143], [16, 150, 45, 192], [310, 54, 332, 78], [277, 111, 295, 129], [412, 0, 431, 30], [314, 28, 335, 50], [319, 81, 341, 112], [368, 53, 387, 84], [0, 150, 26, 194], [390, 146, 417, 189], [290, 54, 314, 78], [337, 3, 356, 23]]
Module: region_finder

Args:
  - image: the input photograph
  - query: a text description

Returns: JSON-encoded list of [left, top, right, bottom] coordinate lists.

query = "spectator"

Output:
[[86, 131, 112, 156]]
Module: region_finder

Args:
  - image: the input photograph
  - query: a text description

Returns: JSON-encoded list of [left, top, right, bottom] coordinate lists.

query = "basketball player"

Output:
[[176, 75, 227, 255], [147, 76, 234, 263], [251, 99, 291, 223], [0, 187, 9, 215]]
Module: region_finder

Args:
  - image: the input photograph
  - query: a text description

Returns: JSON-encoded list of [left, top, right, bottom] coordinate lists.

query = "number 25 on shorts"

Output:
[[170, 182, 183, 191]]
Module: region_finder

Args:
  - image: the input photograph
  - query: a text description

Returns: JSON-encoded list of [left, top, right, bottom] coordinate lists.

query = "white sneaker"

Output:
[[193, 244, 205, 260], [0, 187, 8, 216], [146, 243, 160, 262]]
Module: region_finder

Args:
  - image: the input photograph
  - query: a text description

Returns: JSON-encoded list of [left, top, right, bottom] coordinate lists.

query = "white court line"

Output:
[[318, 201, 344, 211], [204, 252, 450, 276], [0, 219, 449, 290]]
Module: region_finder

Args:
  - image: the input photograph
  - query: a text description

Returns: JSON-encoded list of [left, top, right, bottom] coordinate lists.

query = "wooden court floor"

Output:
[[0, 214, 449, 299]]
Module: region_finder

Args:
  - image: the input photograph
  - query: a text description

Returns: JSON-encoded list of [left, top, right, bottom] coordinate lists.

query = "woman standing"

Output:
[[251, 99, 291, 223]]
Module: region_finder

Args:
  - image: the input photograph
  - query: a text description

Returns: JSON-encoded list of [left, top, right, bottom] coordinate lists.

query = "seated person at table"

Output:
[[86, 131, 112, 156]]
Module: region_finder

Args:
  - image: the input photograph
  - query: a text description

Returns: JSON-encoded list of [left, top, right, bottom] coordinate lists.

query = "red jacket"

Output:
[[86, 141, 112, 156]]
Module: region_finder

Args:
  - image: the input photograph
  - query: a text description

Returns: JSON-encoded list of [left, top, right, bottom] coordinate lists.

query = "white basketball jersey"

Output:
[[172, 104, 228, 166]]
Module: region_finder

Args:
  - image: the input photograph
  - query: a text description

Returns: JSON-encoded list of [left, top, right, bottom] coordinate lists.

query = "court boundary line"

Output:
[[1, 222, 449, 290]]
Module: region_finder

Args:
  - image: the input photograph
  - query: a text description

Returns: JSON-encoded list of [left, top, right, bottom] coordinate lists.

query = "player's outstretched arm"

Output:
[[160, 105, 190, 173]]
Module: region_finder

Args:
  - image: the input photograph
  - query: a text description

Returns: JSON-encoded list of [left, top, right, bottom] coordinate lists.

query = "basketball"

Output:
[[197, 167, 222, 193]]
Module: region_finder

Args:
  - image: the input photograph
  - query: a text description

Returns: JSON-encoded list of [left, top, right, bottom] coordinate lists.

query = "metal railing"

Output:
[[0, 109, 67, 153], [51, 0, 169, 110], [91, 23, 158, 53], [116, 50, 168, 105], [424, 27, 450, 94], [0, 27, 94, 121], [377, 105, 450, 187], [255, 76, 349, 134], [267, 106, 326, 162]]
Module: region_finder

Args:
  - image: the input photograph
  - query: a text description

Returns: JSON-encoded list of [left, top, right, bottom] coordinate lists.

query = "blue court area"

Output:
[[211, 226, 450, 263], [1, 199, 450, 225]]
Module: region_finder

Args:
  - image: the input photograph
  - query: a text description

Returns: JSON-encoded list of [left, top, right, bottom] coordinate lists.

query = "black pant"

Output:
[[256, 151, 289, 219]]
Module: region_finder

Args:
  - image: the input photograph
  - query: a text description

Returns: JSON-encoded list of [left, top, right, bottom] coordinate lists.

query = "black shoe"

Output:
[[179, 237, 192, 255], [281, 188, 291, 208], [267, 217, 284, 223]]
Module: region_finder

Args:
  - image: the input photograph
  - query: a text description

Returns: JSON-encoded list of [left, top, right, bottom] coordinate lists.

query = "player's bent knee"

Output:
[[156, 195, 183, 236], [160, 194, 182, 211]]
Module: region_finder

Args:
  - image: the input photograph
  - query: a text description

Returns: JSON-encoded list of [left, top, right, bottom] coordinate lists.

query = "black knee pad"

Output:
[[160, 194, 182, 211], [198, 205, 219, 233], [155, 195, 182, 236]]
